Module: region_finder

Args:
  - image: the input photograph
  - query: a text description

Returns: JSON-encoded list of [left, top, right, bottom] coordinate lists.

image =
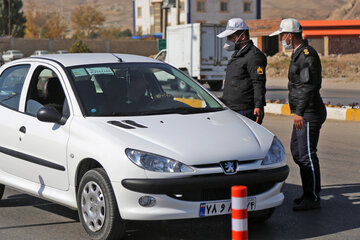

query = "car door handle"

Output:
[[19, 126, 26, 134]]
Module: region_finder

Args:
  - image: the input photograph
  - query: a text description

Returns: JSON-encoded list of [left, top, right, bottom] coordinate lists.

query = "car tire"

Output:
[[77, 168, 125, 240], [0, 184, 4, 200], [208, 81, 223, 91], [248, 207, 275, 223]]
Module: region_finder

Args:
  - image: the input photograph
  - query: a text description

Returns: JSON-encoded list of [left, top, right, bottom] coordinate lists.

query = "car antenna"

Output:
[[111, 53, 123, 62]]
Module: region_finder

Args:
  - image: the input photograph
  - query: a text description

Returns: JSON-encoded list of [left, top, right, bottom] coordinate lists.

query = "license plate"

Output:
[[199, 198, 256, 217]]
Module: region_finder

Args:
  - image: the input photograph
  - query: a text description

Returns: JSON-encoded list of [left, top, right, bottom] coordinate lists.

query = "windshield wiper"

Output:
[[100, 107, 225, 117], [0, 93, 19, 103], [134, 107, 225, 116]]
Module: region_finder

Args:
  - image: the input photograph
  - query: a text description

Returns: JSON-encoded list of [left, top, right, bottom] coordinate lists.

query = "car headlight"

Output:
[[125, 148, 193, 173], [262, 136, 286, 165]]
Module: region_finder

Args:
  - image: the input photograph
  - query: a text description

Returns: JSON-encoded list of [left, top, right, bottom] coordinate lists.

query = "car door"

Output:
[[0, 64, 32, 182], [15, 63, 70, 191]]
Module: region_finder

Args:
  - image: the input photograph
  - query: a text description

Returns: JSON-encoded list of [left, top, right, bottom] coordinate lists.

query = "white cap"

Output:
[[269, 18, 303, 36], [217, 18, 249, 38]]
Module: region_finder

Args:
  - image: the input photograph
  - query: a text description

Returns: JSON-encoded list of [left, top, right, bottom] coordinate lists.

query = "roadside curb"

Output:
[[264, 103, 360, 122]]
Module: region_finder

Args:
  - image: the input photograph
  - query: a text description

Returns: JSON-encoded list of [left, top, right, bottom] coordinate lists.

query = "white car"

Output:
[[31, 50, 49, 56], [56, 50, 69, 54], [0, 53, 289, 239], [2, 50, 24, 62]]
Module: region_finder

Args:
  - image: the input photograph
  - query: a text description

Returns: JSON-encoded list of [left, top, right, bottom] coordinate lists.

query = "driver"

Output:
[[127, 72, 151, 108]]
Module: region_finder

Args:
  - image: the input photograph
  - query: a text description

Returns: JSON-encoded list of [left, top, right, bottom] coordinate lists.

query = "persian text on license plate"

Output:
[[199, 198, 256, 217]]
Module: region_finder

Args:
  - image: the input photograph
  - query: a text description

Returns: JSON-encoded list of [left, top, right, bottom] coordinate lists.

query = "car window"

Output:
[[68, 63, 223, 116], [0, 65, 30, 110], [25, 67, 69, 117]]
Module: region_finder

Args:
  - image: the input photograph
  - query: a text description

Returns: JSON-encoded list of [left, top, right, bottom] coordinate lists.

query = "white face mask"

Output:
[[281, 33, 292, 50], [224, 40, 236, 51], [224, 32, 245, 52]]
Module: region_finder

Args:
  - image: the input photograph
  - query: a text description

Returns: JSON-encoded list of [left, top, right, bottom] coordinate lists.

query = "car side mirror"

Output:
[[37, 106, 67, 125]]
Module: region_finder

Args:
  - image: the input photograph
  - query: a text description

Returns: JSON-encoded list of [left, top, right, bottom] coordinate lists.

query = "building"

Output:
[[247, 19, 360, 56], [300, 20, 360, 56], [133, 0, 261, 36]]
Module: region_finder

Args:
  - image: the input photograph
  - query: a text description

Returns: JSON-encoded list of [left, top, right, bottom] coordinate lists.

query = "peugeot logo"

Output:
[[220, 160, 238, 175]]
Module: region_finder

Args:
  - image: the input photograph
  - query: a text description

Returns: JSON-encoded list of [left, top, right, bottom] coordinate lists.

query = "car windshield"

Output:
[[67, 63, 224, 116]]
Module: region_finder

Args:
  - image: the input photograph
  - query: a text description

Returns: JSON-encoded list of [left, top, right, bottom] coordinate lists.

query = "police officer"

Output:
[[270, 18, 327, 210], [217, 18, 266, 124]]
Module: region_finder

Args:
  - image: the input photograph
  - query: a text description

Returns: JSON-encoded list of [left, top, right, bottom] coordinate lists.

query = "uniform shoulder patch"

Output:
[[257, 66, 264, 75], [303, 49, 310, 55]]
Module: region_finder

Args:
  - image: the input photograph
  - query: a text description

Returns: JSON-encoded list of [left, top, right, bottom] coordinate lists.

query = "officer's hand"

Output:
[[254, 108, 263, 123], [294, 114, 304, 130]]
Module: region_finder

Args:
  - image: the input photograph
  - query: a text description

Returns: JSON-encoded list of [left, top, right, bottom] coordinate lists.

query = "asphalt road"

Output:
[[266, 87, 360, 106], [208, 82, 360, 106], [0, 114, 360, 240]]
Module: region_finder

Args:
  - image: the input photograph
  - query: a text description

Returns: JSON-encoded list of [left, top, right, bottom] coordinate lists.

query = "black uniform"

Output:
[[222, 40, 266, 123], [289, 40, 326, 202]]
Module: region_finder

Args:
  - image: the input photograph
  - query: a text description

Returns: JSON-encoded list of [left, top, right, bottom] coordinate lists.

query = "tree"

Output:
[[71, 5, 105, 38], [45, 12, 67, 39], [25, 1, 67, 39], [0, 0, 26, 37], [24, 2, 47, 38], [99, 27, 132, 39], [69, 39, 92, 53]]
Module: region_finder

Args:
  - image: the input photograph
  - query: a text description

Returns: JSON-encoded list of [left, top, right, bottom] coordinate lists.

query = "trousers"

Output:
[[290, 108, 327, 201]]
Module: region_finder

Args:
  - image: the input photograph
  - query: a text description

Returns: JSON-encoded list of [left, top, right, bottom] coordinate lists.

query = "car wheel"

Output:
[[248, 207, 275, 223], [0, 184, 4, 200], [77, 168, 125, 240], [208, 81, 223, 91]]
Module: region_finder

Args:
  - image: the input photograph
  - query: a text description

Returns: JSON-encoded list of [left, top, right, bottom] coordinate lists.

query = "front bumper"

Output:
[[114, 166, 289, 220], [121, 165, 289, 194]]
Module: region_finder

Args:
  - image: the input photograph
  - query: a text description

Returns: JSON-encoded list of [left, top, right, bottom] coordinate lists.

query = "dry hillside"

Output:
[[21, 0, 360, 36], [22, 0, 133, 30], [267, 53, 360, 81], [262, 0, 348, 20], [328, 0, 360, 19]]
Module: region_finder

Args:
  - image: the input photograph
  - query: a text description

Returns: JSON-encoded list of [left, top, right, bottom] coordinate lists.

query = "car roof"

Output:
[[27, 53, 161, 67]]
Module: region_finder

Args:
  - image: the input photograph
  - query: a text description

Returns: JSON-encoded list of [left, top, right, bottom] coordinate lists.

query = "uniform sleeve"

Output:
[[295, 54, 319, 116], [247, 54, 267, 108]]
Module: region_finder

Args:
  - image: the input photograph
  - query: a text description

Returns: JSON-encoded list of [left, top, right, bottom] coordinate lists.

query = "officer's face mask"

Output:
[[224, 32, 245, 52], [281, 33, 293, 50]]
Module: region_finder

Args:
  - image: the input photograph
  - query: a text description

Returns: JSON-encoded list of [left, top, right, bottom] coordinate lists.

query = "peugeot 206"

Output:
[[0, 53, 289, 239]]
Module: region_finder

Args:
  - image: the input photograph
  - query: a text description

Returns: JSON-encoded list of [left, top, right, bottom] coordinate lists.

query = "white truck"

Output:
[[155, 23, 232, 91]]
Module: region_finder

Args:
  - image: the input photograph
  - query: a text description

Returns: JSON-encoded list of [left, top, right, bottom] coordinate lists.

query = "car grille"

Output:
[[192, 160, 259, 169], [166, 182, 276, 201]]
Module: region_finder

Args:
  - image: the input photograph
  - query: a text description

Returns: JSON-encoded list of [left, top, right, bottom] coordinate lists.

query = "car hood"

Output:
[[89, 109, 274, 166]]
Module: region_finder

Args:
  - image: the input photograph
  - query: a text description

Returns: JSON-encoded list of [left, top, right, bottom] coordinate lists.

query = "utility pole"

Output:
[[8, 0, 11, 36], [176, 0, 180, 25], [162, 4, 169, 39]]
